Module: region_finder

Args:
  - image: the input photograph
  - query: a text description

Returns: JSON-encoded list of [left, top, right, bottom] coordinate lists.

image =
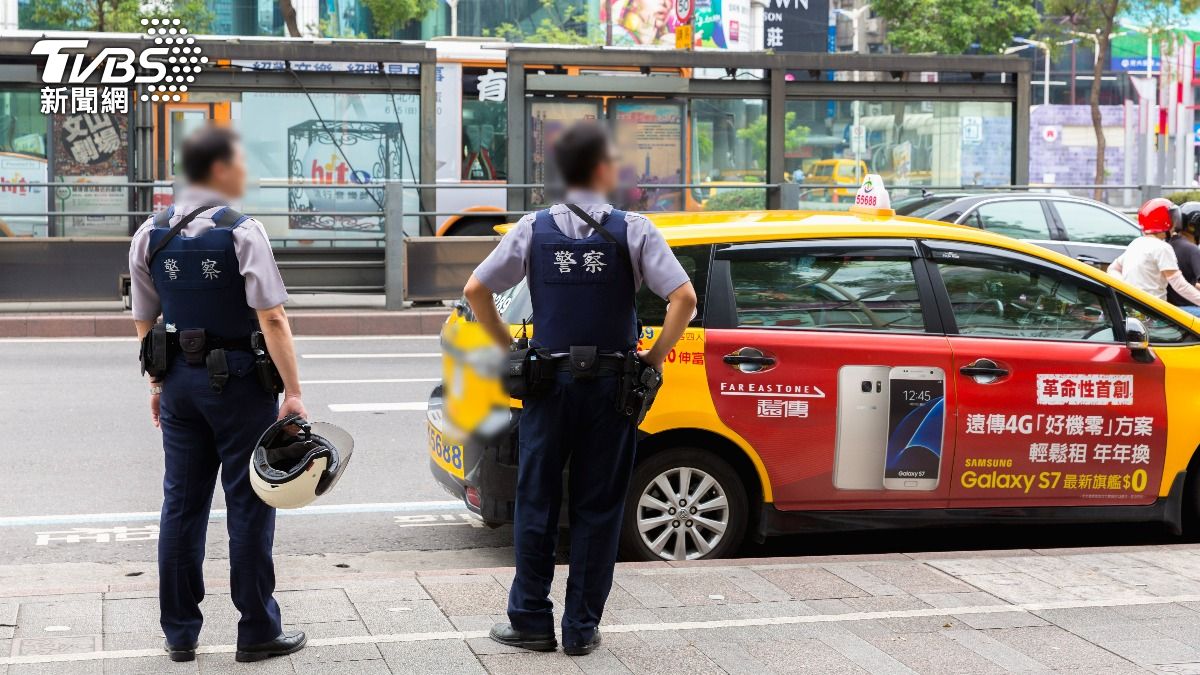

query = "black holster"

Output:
[[618, 352, 663, 425], [252, 331, 284, 396], [138, 322, 170, 378], [206, 348, 229, 393], [505, 346, 555, 400]]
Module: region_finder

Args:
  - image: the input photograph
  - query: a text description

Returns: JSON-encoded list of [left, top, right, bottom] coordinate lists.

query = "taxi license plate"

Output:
[[428, 422, 465, 479]]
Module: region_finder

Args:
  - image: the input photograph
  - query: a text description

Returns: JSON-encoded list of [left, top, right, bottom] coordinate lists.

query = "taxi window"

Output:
[[495, 281, 532, 324], [935, 256, 1114, 341], [811, 163, 835, 177], [973, 201, 1053, 240], [729, 254, 925, 332], [637, 245, 710, 327], [1119, 295, 1198, 344]]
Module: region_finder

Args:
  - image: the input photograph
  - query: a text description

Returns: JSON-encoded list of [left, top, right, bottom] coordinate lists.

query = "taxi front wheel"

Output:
[[619, 449, 748, 562]]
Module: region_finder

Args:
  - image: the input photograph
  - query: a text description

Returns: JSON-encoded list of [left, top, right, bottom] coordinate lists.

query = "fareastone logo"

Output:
[[35, 17, 206, 115]]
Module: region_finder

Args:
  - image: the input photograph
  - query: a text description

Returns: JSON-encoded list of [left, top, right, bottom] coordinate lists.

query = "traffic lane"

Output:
[[0, 505, 1180, 569], [0, 337, 442, 516], [0, 508, 514, 566]]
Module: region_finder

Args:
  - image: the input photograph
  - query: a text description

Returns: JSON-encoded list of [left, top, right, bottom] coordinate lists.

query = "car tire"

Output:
[[619, 448, 748, 562]]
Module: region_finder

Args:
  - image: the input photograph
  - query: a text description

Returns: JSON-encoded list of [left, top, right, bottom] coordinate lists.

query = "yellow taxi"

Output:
[[805, 158, 870, 199], [428, 176, 1200, 562]]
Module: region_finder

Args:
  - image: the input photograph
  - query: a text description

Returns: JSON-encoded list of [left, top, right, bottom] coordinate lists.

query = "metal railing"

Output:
[[1, 178, 1190, 303]]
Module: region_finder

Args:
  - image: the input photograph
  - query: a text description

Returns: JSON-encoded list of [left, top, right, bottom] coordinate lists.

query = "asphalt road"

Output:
[[0, 335, 1185, 572], [0, 335, 514, 568]]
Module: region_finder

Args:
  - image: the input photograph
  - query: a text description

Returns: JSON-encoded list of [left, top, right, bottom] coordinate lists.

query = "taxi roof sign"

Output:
[[849, 173, 894, 217]]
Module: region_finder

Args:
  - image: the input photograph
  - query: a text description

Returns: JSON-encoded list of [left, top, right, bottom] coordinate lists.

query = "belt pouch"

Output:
[[568, 345, 599, 379], [178, 328, 207, 366], [140, 322, 169, 377], [505, 347, 554, 400], [206, 348, 230, 393]]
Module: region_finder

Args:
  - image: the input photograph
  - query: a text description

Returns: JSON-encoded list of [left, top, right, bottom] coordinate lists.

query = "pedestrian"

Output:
[[462, 121, 698, 656], [1168, 202, 1200, 317], [1108, 198, 1200, 313], [128, 125, 308, 663]]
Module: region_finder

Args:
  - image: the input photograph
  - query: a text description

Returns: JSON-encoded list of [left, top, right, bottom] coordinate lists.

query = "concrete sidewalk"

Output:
[[7, 545, 1200, 674]]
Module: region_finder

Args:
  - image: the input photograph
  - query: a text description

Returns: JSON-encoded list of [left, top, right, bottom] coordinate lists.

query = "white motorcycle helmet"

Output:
[[250, 414, 353, 509]]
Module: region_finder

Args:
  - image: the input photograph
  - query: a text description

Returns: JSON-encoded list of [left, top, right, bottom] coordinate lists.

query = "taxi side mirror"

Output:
[[1125, 317, 1151, 359]]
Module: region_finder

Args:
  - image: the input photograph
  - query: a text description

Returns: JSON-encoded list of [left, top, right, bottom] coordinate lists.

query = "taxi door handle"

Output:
[[960, 358, 1008, 382], [724, 347, 776, 373]]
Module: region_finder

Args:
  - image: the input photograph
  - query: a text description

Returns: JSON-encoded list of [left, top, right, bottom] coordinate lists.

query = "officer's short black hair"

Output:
[[553, 121, 613, 188], [180, 125, 240, 184]]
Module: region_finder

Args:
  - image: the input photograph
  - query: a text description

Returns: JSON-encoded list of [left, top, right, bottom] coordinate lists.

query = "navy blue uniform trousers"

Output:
[[158, 355, 282, 648], [507, 371, 637, 646]]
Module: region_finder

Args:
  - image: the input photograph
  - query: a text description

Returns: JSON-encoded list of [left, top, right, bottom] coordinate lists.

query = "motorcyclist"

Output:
[[1168, 202, 1200, 316], [1108, 198, 1200, 315]]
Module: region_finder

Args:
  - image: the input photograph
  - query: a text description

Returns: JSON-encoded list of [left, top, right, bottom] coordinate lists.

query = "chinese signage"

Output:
[[763, 0, 832, 52], [34, 18, 205, 115], [51, 113, 129, 236]]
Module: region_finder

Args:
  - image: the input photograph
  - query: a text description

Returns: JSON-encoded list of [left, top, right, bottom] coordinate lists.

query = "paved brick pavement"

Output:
[[7, 545, 1200, 673]]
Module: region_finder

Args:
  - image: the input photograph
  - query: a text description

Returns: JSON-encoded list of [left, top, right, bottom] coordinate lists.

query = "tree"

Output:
[[360, 0, 436, 39], [26, 0, 212, 33], [871, 0, 1039, 54], [1042, 0, 1198, 190], [736, 111, 810, 170], [279, 0, 302, 37], [484, 0, 595, 44]]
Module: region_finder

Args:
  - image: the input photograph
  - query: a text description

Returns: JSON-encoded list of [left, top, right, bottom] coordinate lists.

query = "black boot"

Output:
[[489, 623, 558, 652], [234, 630, 307, 663], [564, 630, 602, 656], [164, 639, 197, 663]]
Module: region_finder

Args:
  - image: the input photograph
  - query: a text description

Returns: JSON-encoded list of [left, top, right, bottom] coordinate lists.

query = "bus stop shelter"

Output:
[[0, 36, 1030, 304], [506, 47, 1031, 212], [0, 33, 436, 302]]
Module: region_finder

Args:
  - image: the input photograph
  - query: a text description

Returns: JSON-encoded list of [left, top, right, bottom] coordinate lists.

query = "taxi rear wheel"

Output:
[[619, 448, 748, 562]]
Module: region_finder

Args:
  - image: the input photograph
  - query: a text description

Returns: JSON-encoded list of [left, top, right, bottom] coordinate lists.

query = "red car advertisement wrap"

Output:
[[948, 337, 1167, 508], [703, 329, 1167, 512], [704, 329, 957, 511]]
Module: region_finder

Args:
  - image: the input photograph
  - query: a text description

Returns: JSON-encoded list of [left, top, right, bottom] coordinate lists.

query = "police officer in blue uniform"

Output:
[[464, 122, 698, 656], [129, 126, 308, 664]]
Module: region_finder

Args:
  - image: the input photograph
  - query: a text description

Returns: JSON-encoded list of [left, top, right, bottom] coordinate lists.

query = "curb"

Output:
[[0, 310, 452, 339]]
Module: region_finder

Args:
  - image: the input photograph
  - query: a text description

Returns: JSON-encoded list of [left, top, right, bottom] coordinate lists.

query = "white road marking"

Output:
[[302, 378, 440, 385], [11, 592, 1200, 666], [328, 402, 429, 412], [302, 353, 441, 360], [394, 514, 484, 529], [0, 501, 464, 528]]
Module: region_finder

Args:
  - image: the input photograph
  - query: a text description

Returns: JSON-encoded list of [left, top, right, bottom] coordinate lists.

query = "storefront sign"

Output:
[[763, 0, 831, 52]]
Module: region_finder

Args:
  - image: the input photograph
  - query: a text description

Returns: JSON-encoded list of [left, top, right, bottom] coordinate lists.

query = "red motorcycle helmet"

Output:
[[1138, 198, 1181, 235]]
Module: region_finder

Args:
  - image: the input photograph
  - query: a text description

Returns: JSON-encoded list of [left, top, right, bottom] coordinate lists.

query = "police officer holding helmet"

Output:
[[463, 121, 698, 655], [129, 125, 307, 663]]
